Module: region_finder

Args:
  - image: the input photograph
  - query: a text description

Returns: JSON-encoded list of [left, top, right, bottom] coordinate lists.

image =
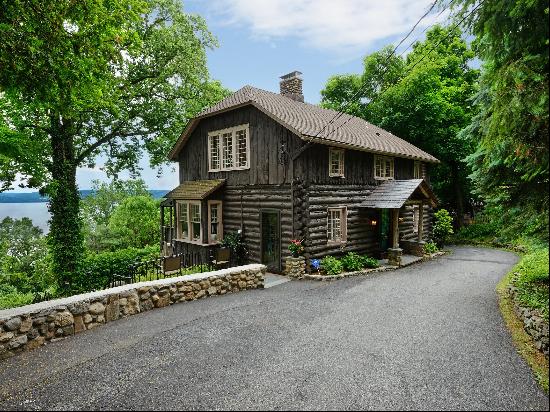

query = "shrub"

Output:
[[433, 209, 454, 247], [512, 247, 549, 321], [341, 252, 363, 271], [423, 241, 439, 254], [75, 245, 159, 293], [360, 256, 380, 268], [321, 256, 343, 276], [0, 284, 33, 310], [220, 231, 248, 265]]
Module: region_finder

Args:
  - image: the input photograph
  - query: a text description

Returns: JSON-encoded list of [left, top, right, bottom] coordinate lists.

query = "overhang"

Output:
[[359, 179, 438, 209], [164, 179, 225, 200]]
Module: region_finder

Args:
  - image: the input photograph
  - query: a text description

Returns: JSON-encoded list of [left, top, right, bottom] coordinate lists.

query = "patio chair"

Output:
[[212, 247, 231, 269], [161, 254, 182, 277]]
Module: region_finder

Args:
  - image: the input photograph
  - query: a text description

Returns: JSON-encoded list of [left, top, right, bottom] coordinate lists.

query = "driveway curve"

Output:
[[0, 247, 548, 410]]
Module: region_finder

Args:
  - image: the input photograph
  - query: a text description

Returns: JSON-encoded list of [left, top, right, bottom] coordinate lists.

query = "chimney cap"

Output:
[[280, 71, 303, 81]]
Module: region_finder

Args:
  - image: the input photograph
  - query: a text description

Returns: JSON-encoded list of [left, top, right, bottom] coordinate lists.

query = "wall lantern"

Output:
[[370, 219, 377, 226], [398, 217, 404, 223]]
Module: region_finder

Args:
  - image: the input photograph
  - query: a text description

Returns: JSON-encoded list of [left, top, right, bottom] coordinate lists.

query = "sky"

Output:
[[13, 0, 453, 192]]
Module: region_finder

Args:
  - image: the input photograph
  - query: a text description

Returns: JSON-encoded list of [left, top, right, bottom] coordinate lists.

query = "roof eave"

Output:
[[303, 135, 440, 164]]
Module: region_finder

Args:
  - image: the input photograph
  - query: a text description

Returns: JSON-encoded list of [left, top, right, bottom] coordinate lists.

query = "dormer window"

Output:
[[208, 124, 250, 172], [374, 155, 394, 180], [329, 148, 345, 177]]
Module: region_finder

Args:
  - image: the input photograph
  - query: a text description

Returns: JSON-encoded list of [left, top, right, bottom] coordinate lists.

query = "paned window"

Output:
[[209, 134, 220, 171], [413, 205, 420, 234], [327, 207, 347, 243], [375, 156, 394, 180], [178, 202, 189, 239], [329, 148, 345, 177], [208, 124, 249, 171], [208, 201, 223, 243], [190, 203, 201, 242], [414, 161, 422, 179]]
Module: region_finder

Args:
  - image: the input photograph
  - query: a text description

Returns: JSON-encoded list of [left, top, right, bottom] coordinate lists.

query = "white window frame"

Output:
[[329, 148, 345, 178], [327, 207, 347, 243], [374, 155, 395, 180], [208, 124, 250, 172], [176, 201, 203, 244], [412, 205, 420, 234], [207, 200, 223, 244], [414, 161, 422, 179]]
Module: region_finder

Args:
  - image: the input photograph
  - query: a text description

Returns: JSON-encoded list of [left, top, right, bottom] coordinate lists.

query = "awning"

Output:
[[164, 179, 225, 200], [358, 179, 437, 209]]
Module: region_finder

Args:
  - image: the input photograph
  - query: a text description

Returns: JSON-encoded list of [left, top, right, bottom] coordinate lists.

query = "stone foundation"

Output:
[[387, 248, 403, 266], [508, 284, 549, 358], [285, 256, 306, 279], [399, 240, 425, 257], [0, 264, 265, 361]]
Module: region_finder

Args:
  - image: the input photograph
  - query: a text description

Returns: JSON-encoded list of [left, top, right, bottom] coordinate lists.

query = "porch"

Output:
[[359, 179, 438, 266]]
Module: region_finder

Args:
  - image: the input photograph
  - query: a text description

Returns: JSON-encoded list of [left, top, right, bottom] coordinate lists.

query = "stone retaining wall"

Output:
[[0, 264, 265, 361], [508, 284, 549, 358]]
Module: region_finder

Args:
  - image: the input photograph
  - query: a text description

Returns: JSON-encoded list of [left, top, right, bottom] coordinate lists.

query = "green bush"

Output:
[[423, 241, 439, 254], [512, 247, 549, 321], [433, 209, 454, 247], [341, 252, 363, 271], [321, 256, 343, 276], [360, 256, 380, 268], [75, 245, 159, 292], [220, 231, 248, 265], [0, 284, 33, 310]]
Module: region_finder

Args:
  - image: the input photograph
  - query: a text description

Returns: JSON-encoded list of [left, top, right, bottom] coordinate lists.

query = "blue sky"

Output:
[[15, 0, 453, 192]]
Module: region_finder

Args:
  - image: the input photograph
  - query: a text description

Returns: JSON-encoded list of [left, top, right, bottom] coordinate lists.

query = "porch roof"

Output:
[[164, 179, 225, 200], [358, 179, 437, 209]]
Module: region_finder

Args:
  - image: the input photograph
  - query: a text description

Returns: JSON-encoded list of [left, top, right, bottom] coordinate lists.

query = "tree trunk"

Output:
[[451, 162, 465, 228], [47, 116, 84, 294]]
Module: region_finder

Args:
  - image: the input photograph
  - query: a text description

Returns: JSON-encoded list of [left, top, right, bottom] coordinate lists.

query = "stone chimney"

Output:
[[279, 71, 304, 102]]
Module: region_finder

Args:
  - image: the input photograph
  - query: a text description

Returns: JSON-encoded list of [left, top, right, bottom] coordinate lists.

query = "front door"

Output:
[[379, 209, 390, 252], [260, 210, 281, 272]]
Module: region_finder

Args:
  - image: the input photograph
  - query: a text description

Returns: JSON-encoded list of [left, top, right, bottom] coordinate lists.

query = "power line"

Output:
[[307, 0, 439, 142], [314, 0, 483, 145]]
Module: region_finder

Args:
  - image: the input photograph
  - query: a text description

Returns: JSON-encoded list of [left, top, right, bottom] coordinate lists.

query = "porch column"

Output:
[[160, 205, 165, 249], [388, 208, 403, 266], [391, 208, 399, 248], [418, 201, 424, 241]]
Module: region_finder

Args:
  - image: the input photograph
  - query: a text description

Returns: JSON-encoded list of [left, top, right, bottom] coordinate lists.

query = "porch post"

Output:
[[387, 208, 403, 266], [391, 208, 399, 249], [160, 205, 165, 250], [418, 202, 424, 241]]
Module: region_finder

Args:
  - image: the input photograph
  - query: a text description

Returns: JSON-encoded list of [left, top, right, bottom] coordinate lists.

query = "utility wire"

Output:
[[307, 0, 439, 142], [312, 0, 483, 145]]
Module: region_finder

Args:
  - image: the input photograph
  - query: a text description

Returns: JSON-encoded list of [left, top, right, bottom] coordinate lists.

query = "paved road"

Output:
[[0, 247, 548, 410]]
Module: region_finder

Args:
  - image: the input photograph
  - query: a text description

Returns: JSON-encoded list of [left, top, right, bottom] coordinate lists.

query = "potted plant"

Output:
[[288, 239, 304, 258]]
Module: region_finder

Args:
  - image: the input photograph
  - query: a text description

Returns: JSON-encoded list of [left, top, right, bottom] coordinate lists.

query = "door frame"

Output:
[[259, 209, 281, 273]]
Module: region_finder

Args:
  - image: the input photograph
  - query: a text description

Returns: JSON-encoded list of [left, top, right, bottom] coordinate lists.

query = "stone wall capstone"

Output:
[[0, 264, 265, 361]]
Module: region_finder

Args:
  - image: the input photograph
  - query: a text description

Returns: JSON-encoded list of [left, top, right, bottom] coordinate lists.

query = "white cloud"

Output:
[[208, 0, 449, 55]]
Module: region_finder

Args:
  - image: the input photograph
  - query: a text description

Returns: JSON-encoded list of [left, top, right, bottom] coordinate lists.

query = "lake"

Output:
[[0, 203, 51, 232]]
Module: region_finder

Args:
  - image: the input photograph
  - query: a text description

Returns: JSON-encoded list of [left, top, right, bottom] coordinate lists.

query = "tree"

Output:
[[454, 0, 549, 228], [320, 26, 478, 225], [0, 0, 229, 292], [108, 196, 160, 249]]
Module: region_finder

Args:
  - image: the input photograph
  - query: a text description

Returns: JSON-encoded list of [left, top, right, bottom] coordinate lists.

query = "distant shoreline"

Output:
[[0, 190, 169, 203]]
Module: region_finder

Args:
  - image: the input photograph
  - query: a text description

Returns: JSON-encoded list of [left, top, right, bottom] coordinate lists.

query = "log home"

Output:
[[161, 71, 439, 272]]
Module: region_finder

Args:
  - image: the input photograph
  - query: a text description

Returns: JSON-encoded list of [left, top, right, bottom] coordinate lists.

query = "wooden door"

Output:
[[260, 210, 281, 272], [379, 209, 390, 251]]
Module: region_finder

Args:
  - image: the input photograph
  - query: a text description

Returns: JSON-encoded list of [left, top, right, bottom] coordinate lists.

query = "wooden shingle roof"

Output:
[[169, 85, 439, 163], [359, 179, 438, 209], [164, 179, 225, 200]]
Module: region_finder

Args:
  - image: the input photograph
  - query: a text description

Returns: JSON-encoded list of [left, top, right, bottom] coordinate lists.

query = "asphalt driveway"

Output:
[[0, 247, 548, 410]]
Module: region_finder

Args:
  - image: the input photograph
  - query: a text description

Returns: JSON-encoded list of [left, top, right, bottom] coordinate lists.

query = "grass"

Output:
[[497, 269, 549, 393]]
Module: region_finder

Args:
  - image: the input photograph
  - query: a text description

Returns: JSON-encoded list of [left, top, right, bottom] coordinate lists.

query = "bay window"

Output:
[[208, 124, 249, 172], [176, 200, 223, 244]]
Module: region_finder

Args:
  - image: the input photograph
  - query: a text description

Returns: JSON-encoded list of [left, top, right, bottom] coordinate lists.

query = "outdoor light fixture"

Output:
[[370, 219, 377, 226], [398, 217, 404, 223]]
